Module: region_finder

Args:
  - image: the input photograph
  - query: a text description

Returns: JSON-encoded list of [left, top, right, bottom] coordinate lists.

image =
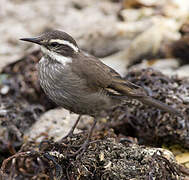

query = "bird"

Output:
[[20, 30, 181, 156]]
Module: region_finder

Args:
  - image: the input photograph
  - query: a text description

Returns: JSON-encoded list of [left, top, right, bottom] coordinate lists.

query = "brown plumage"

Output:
[[20, 30, 181, 156]]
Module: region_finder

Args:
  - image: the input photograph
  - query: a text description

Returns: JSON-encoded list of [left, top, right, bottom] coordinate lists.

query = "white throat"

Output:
[[41, 46, 72, 66]]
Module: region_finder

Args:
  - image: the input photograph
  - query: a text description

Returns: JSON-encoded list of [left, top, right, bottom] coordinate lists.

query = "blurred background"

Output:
[[1, 0, 189, 77]]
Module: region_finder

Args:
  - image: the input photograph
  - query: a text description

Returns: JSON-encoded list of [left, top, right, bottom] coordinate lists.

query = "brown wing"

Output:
[[72, 51, 146, 95], [72, 52, 114, 89], [72, 52, 181, 117]]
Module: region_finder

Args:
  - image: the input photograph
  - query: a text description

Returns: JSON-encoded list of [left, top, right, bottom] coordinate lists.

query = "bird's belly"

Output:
[[41, 79, 111, 115], [38, 61, 112, 115]]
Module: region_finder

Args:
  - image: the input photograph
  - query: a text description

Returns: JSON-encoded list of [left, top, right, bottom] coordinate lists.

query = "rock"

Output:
[[25, 108, 80, 142]]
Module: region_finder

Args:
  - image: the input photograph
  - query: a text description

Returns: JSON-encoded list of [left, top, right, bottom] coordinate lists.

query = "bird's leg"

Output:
[[68, 117, 98, 157], [59, 115, 82, 142]]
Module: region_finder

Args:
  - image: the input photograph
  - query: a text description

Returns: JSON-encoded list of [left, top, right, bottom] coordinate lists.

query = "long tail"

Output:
[[110, 79, 182, 118], [137, 96, 182, 117]]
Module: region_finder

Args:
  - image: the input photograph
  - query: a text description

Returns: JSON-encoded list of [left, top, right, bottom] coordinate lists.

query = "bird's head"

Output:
[[20, 30, 79, 63]]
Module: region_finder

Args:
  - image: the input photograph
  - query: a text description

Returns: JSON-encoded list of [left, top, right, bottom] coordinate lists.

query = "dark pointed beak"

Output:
[[20, 37, 41, 45]]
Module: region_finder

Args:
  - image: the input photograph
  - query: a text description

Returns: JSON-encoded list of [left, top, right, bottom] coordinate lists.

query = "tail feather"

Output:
[[138, 96, 182, 117], [110, 81, 182, 117]]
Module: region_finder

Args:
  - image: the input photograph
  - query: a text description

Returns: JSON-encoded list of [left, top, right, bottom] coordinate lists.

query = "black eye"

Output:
[[50, 42, 59, 47]]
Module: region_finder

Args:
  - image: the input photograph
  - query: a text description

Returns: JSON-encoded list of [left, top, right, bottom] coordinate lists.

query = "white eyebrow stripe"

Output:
[[50, 39, 79, 52]]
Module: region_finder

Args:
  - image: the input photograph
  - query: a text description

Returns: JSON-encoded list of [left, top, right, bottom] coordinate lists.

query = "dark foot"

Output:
[[65, 118, 98, 158], [67, 139, 90, 158]]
